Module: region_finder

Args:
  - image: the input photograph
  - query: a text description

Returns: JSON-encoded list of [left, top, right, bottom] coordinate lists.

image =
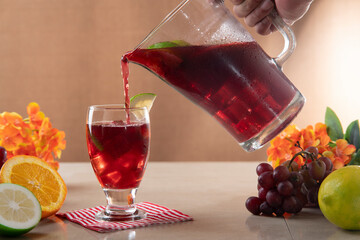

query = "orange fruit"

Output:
[[0, 155, 67, 218]]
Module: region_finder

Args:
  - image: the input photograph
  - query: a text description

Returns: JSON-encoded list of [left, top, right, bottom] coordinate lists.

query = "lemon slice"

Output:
[[0, 183, 41, 237], [130, 93, 157, 111], [148, 40, 190, 49]]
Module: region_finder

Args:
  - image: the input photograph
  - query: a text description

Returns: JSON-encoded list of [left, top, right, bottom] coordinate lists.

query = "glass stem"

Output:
[[103, 188, 138, 216]]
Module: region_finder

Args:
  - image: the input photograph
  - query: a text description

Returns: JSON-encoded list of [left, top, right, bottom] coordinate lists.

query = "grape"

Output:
[[273, 165, 290, 183], [277, 180, 294, 197], [324, 170, 332, 179], [295, 190, 307, 207], [293, 199, 303, 214], [318, 156, 333, 171], [300, 169, 317, 189], [256, 163, 273, 176], [266, 189, 283, 208], [245, 196, 262, 215], [0, 146, 7, 169], [258, 171, 275, 189], [288, 171, 303, 188], [258, 187, 268, 200], [300, 183, 308, 195], [281, 160, 299, 172], [307, 187, 319, 205], [308, 160, 326, 181], [259, 201, 273, 215], [273, 208, 285, 217], [282, 196, 302, 214], [305, 146, 319, 159]]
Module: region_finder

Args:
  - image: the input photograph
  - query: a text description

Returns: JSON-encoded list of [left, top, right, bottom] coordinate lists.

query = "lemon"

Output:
[[0, 183, 41, 237], [318, 165, 360, 230]]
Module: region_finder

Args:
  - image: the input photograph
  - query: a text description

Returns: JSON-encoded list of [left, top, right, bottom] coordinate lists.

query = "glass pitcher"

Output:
[[122, 0, 305, 152]]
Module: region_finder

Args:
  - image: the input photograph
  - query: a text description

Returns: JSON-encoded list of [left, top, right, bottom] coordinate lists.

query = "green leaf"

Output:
[[325, 107, 344, 141], [348, 149, 360, 165], [345, 120, 360, 150], [327, 142, 337, 148]]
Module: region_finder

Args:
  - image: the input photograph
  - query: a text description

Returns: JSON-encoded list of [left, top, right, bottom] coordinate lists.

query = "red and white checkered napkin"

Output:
[[56, 202, 193, 233]]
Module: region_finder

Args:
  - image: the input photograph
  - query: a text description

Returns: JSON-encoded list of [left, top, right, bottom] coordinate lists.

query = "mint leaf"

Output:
[[348, 149, 360, 165], [345, 120, 360, 150], [325, 107, 344, 141]]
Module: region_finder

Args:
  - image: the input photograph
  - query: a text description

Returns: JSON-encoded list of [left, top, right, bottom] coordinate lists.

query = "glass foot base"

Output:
[[95, 209, 147, 222]]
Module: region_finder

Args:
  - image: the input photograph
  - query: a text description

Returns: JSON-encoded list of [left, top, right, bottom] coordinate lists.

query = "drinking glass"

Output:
[[86, 105, 150, 221]]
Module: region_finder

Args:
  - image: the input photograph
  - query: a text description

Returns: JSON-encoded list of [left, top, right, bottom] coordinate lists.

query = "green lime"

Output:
[[0, 183, 41, 237], [130, 93, 157, 112], [318, 166, 360, 230], [147, 40, 190, 49]]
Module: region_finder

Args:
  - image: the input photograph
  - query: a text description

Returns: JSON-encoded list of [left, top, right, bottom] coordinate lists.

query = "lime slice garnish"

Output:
[[171, 40, 190, 47], [87, 128, 104, 152], [130, 93, 157, 112], [148, 40, 190, 49], [0, 183, 41, 237]]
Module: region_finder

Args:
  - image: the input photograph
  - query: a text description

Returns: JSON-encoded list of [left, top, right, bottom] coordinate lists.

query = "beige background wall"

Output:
[[0, 0, 359, 164]]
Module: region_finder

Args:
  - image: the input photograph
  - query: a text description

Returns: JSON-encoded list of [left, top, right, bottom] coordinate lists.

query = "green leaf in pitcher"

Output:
[[147, 40, 190, 49], [325, 107, 344, 141]]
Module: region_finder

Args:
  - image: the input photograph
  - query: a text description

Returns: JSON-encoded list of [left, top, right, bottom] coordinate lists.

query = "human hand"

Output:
[[230, 0, 313, 35]]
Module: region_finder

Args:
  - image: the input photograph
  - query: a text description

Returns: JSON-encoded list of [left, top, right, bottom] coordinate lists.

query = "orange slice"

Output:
[[0, 155, 67, 218]]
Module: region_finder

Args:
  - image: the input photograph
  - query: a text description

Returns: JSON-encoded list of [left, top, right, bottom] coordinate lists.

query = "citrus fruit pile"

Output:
[[0, 155, 67, 236]]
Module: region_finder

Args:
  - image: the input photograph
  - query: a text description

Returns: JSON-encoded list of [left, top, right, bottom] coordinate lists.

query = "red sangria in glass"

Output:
[[86, 105, 150, 221]]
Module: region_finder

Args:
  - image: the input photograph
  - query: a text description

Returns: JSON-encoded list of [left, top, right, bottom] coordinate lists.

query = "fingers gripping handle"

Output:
[[268, 9, 296, 69]]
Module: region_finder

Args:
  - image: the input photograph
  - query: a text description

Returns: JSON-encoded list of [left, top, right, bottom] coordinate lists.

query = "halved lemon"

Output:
[[0, 183, 41, 237], [0, 155, 67, 219]]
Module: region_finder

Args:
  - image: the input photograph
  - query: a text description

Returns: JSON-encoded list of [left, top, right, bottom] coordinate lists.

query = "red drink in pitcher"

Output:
[[122, 41, 298, 144], [86, 121, 150, 189]]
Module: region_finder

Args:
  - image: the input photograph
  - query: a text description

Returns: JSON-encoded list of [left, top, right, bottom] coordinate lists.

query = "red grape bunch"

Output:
[[246, 162, 306, 216], [246, 145, 334, 216]]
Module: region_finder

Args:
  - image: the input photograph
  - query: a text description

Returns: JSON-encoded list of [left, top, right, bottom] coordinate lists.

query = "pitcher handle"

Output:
[[268, 9, 296, 69]]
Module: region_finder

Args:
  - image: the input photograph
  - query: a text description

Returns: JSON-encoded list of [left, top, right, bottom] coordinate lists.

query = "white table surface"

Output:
[[8, 161, 360, 240]]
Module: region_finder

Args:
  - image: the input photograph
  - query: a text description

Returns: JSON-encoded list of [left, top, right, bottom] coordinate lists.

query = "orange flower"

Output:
[[267, 125, 303, 168], [0, 112, 29, 151], [323, 139, 356, 169], [267, 123, 340, 168], [0, 102, 66, 170]]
